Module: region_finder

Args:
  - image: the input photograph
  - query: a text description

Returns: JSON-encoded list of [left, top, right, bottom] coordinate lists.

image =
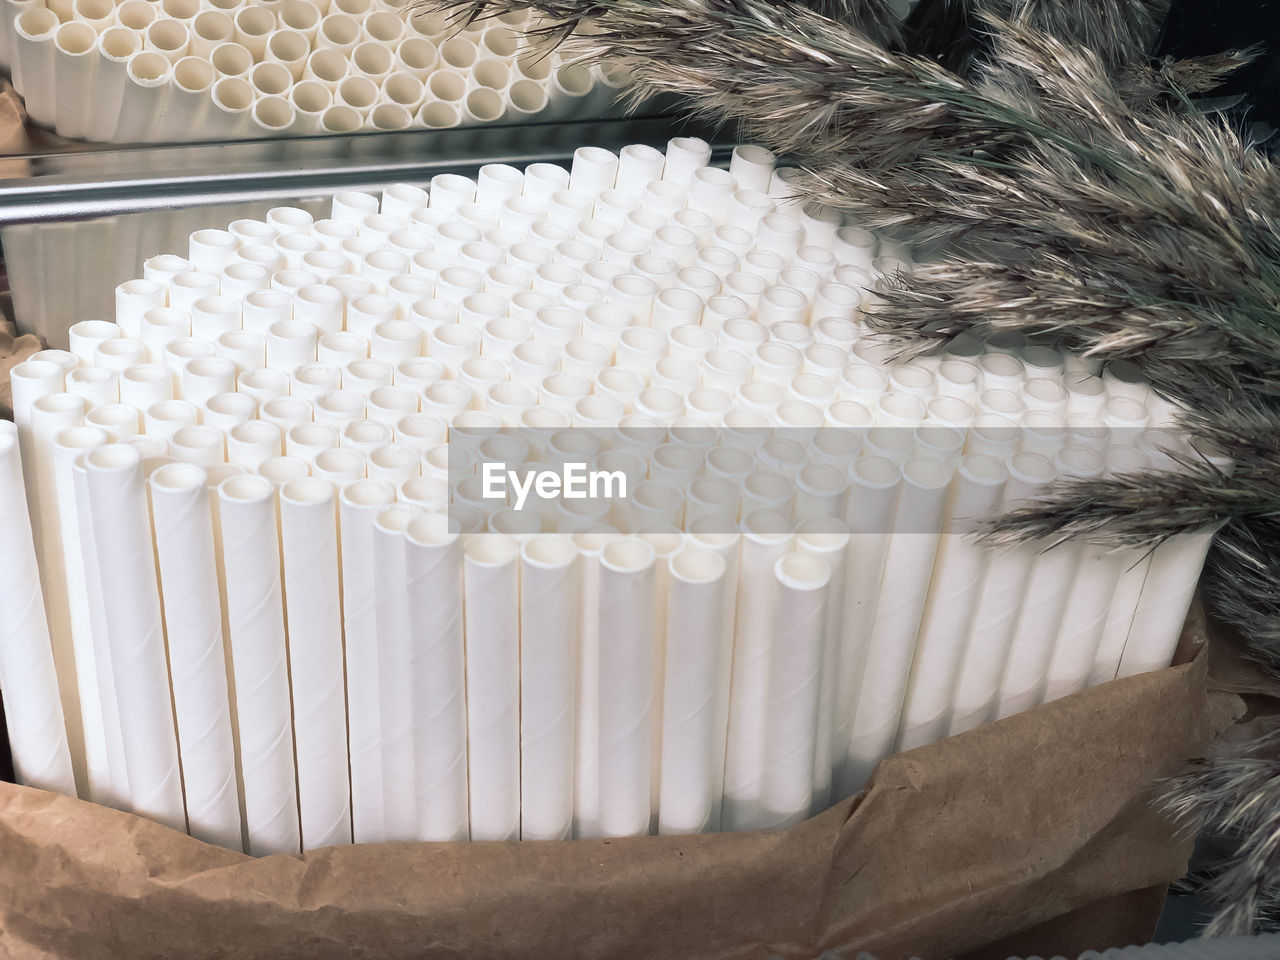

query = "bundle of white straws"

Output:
[[0, 0, 622, 141], [0, 137, 1220, 855]]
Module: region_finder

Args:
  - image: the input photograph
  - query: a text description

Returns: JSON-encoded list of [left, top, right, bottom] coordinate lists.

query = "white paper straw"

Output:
[[1117, 530, 1216, 678], [463, 534, 522, 841], [279, 478, 352, 850], [595, 536, 656, 837], [656, 547, 729, 835], [148, 463, 241, 849], [12, 8, 58, 127], [844, 457, 953, 791], [897, 454, 1007, 751], [83, 444, 185, 831], [217, 474, 301, 856], [519, 535, 579, 841], [0, 424, 77, 796], [67, 438, 133, 809], [29, 393, 90, 793], [760, 551, 831, 828], [367, 501, 420, 841], [49, 426, 117, 804], [405, 513, 470, 842]]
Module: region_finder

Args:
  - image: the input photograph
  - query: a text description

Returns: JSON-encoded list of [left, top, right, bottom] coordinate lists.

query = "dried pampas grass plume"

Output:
[[422, 0, 1280, 932], [1163, 723, 1280, 935]]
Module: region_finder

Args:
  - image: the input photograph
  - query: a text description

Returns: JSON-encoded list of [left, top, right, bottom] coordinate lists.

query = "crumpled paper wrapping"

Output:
[[0, 605, 1242, 960], [0, 331, 44, 420]]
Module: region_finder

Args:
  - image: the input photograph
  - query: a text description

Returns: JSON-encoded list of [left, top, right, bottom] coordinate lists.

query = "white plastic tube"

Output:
[[279, 478, 352, 851], [83, 444, 185, 832], [596, 537, 656, 837], [844, 457, 953, 791], [657, 547, 729, 835], [519, 536, 579, 841], [148, 463, 241, 849], [0, 425, 77, 796], [217, 474, 301, 856], [760, 552, 831, 829], [404, 513, 470, 842], [463, 534, 522, 842]]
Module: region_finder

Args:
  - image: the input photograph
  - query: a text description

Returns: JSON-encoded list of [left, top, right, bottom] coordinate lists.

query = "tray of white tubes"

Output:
[[0, 0, 628, 142], [0, 136, 1225, 856]]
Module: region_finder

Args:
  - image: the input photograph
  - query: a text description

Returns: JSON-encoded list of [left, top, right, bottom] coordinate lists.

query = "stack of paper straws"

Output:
[[0, 137, 1220, 855], [1, 0, 623, 140]]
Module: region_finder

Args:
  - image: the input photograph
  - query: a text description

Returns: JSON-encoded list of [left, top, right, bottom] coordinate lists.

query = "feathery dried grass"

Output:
[[1163, 723, 1280, 934], [423, 0, 1280, 925]]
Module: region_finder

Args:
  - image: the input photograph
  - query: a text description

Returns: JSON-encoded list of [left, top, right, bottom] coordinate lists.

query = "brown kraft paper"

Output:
[[0, 606, 1245, 960]]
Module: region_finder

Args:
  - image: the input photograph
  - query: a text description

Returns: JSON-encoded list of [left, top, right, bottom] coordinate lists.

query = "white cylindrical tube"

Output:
[[404, 513, 470, 842], [720, 511, 794, 831], [1041, 541, 1123, 703], [217, 475, 301, 856], [66, 367, 120, 410], [948, 452, 1056, 735], [1116, 530, 1216, 679], [115, 278, 167, 339], [208, 76, 255, 139], [227, 420, 282, 471], [279, 478, 352, 851], [463, 534, 522, 842], [662, 136, 712, 187], [170, 424, 225, 469], [657, 547, 729, 835], [844, 457, 953, 791], [120, 363, 175, 410], [266, 320, 318, 372], [52, 21, 99, 140], [68, 320, 119, 365], [518, 536, 579, 841], [596, 537, 656, 837], [729, 144, 776, 193], [994, 447, 1105, 719], [148, 463, 242, 849], [565, 532, 605, 837], [83, 444, 185, 831], [760, 552, 831, 829], [182, 355, 237, 408], [116, 51, 173, 143], [333, 480, 394, 843], [614, 143, 666, 197], [50, 426, 117, 805], [12, 9, 59, 128], [86, 26, 142, 142], [0, 425, 77, 796], [569, 146, 619, 197], [897, 455, 1007, 752]]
